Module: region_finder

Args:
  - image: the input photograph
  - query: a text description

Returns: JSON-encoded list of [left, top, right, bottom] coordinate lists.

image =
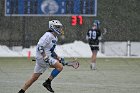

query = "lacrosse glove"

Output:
[[43, 56, 50, 64], [59, 58, 66, 66]]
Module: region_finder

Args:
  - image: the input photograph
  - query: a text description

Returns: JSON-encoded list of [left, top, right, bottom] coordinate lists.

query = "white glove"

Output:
[[43, 56, 49, 63]]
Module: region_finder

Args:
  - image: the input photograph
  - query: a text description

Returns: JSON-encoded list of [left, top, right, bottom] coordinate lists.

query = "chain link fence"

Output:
[[0, 0, 140, 48]]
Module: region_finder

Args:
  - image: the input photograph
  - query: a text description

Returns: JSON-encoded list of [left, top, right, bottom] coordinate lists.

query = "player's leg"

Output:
[[43, 60, 63, 93], [18, 59, 47, 93], [91, 50, 97, 70], [90, 46, 98, 70], [18, 73, 42, 93], [49, 61, 63, 80]]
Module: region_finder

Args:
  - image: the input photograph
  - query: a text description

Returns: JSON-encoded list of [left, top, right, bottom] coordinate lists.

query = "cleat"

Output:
[[92, 67, 97, 70], [90, 65, 96, 70], [18, 89, 25, 93], [43, 80, 54, 93]]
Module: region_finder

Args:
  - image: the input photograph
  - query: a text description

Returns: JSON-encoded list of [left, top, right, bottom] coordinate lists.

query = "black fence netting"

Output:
[[0, 0, 140, 47]]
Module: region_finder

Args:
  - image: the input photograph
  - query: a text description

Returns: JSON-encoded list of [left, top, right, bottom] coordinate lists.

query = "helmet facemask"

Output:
[[49, 20, 64, 35], [93, 20, 100, 29]]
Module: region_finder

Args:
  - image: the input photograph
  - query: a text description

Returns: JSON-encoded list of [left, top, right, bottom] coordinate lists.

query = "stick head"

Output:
[[66, 60, 80, 69]]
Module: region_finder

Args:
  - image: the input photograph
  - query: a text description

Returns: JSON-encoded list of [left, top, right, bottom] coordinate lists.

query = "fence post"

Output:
[[101, 41, 105, 54], [127, 40, 131, 57]]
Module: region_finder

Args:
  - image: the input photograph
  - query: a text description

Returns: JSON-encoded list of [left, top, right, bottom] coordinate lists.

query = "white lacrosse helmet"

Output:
[[49, 20, 63, 35]]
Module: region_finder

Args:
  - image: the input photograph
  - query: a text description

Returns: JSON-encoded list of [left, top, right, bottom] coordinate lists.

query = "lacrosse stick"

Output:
[[65, 60, 79, 69], [32, 59, 79, 69], [60, 45, 79, 67]]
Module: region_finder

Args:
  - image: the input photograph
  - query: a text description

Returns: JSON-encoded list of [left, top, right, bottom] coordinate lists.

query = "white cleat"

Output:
[[90, 65, 97, 70]]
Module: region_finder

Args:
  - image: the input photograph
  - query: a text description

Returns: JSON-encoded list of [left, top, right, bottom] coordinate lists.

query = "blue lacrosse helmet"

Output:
[[93, 20, 100, 28]]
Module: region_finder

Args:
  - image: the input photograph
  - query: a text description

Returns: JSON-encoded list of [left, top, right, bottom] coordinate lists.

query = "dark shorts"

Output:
[[90, 46, 99, 51]]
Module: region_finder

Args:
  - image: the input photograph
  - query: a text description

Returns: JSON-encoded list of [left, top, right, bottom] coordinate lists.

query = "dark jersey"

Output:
[[86, 28, 101, 45]]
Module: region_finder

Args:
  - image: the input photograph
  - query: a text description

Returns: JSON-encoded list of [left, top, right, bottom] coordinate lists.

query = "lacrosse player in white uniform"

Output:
[[18, 20, 65, 93]]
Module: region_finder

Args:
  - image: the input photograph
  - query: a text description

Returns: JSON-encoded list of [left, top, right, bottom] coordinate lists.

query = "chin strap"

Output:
[[50, 26, 61, 35]]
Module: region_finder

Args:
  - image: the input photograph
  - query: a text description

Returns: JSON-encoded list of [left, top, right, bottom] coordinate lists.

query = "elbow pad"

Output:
[[38, 46, 44, 53]]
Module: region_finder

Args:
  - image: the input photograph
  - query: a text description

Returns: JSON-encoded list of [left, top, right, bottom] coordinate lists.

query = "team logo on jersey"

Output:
[[52, 40, 57, 43]]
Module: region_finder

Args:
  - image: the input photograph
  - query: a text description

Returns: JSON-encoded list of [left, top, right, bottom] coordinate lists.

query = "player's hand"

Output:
[[59, 58, 66, 66], [102, 28, 107, 35], [43, 56, 50, 63]]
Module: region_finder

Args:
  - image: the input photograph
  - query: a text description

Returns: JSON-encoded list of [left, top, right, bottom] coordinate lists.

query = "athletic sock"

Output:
[[46, 78, 51, 83], [92, 63, 96, 67]]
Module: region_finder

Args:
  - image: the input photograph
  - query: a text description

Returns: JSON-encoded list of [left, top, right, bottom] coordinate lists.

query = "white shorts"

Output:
[[34, 57, 57, 74]]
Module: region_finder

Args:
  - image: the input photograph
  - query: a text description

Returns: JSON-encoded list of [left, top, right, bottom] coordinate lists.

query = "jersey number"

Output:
[[89, 31, 97, 39]]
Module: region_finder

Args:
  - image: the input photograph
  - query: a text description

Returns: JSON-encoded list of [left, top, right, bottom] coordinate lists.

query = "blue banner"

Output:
[[5, 0, 97, 16]]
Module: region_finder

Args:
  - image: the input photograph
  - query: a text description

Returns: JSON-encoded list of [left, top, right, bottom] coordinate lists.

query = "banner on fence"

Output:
[[5, 0, 97, 16]]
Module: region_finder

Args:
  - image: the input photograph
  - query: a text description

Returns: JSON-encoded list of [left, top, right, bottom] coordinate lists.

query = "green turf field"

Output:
[[0, 57, 140, 93]]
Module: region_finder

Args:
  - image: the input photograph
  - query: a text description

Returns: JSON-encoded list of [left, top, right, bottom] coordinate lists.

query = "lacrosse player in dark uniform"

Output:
[[86, 20, 101, 70]]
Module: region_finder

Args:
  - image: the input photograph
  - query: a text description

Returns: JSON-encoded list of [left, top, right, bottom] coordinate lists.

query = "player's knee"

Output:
[[59, 65, 63, 71], [32, 77, 38, 82], [57, 64, 63, 71], [31, 75, 40, 81], [53, 61, 63, 71]]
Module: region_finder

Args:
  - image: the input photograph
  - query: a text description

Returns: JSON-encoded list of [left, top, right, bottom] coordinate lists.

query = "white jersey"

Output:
[[36, 32, 58, 59]]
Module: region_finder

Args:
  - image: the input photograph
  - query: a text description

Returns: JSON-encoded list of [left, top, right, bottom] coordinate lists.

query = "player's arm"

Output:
[[37, 34, 52, 61], [86, 33, 89, 40], [38, 46, 49, 61], [98, 30, 102, 40], [99, 28, 107, 40], [86, 30, 90, 41], [51, 52, 66, 66], [51, 52, 60, 60], [102, 28, 107, 35]]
